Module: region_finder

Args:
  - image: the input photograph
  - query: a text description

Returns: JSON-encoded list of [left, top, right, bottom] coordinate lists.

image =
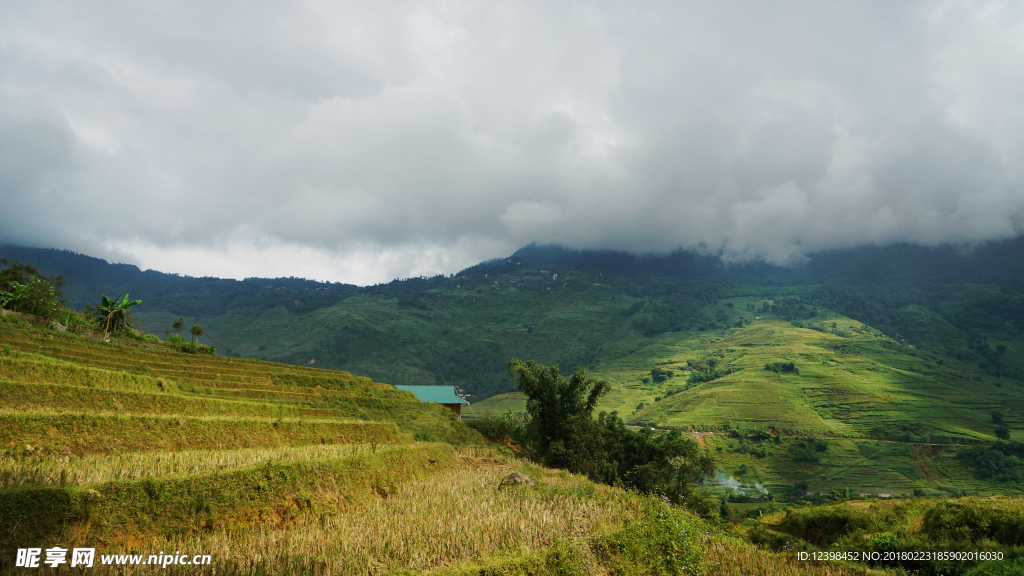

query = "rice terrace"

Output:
[[4, 240, 1024, 575]]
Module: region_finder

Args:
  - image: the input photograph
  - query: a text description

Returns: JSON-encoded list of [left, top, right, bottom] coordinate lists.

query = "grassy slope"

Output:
[[475, 310, 1023, 439], [2, 310, 898, 576], [472, 308, 1024, 498], [747, 496, 1024, 576], [14, 255, 1024, 499], [0, 313, 477, 447], [631, 318, 1021, 438]]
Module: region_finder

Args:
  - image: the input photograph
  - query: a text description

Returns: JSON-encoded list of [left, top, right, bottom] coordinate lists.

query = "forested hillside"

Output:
[[4, 239, 1024, 403]]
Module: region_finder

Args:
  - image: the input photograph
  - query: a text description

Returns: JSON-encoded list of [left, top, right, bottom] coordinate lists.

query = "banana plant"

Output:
[[97, 293, 142, 339], [0, 280, 25, 310]]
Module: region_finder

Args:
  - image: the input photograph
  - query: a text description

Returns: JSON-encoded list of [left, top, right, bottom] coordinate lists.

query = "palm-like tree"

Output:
[[97, 293, 142, 339]]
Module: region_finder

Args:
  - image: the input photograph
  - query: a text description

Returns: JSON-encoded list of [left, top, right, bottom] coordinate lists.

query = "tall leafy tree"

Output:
[[507, 358, 609, 476], [96, 293, 142, 338], [190, 322, 204, 345], [506, 358, 716, 513]]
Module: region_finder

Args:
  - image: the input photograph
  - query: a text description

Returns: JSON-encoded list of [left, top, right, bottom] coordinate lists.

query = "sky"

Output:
[[2, 1, 1023, 285]]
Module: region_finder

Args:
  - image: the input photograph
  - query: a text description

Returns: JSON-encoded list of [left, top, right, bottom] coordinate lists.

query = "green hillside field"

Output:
[[3, 307, 917, 576], [5, 252, 1024, 574], [7, 242, 1024, 505], [472, 312, 1024, 499]]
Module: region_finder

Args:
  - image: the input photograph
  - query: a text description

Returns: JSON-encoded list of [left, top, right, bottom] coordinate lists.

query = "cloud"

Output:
[[1, 1, 1023, 283]]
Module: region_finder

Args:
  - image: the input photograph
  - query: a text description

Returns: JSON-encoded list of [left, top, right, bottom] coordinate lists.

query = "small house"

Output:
[[394, 385, 470, 421]]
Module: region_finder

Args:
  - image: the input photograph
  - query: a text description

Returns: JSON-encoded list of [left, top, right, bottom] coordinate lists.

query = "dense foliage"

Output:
[[480, 359, 717, 515], [0, 258, 66, 318], [959, 441, 1024, 482], [775, 497, 1024, 575], [764, 362, 798, 374]]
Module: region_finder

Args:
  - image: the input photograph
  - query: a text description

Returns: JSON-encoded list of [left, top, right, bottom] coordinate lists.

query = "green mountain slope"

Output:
[[470, 301, 1024, 497], [625, 318, 1019, 440], [6, 241, 1024, 404]]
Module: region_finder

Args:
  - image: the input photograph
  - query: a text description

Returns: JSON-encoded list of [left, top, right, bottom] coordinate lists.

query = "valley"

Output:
[[4, 242, 1024, 574]]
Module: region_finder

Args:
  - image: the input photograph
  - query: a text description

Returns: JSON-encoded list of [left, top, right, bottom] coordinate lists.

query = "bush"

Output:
[[465, 418, 517, 442], [650, 367, 674, 382], [958, 445, 1024, 482], [164, 337, 217, 355], [964, 559, 1024, 576], [764, 362, 799, 374], [0, 258, 66, 318], [686, 358, 737, 385], [922, 500, 1024, 545], [55, 310, 91, 334], [602, 499, 707, 575], [789, 438, 828, 463]]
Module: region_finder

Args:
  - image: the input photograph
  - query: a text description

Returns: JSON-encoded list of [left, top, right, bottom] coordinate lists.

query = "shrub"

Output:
[[602, 499, 707, 575], [0, 258, 66, 318], [764, 362, 799, 374], [650, 367, 673, 382], [56, 310, 91, 334]]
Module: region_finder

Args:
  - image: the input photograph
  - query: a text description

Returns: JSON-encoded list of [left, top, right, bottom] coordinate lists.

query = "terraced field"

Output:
[[472, 314, 1024, 499], [0, 308, 476, 562], [0, 311, 757, 575], [5, 307, 1020, 574]]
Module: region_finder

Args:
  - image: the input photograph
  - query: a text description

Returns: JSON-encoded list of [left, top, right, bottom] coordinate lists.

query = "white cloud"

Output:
[[1, 1, 1023, 284], [500, 200, 566, 239]]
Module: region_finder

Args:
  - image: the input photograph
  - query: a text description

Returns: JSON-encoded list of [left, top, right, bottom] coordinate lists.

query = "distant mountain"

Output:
[[7, 238, 1024, 498], [3, 237, 1024, 400]]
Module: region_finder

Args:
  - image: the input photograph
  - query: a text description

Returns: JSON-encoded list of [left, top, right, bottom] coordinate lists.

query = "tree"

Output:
[[507, 358, 609, 475], [995, 425, 1011, 440], [993, 411, 1005, 425], [719, 498, 733, 520], [505, 358, 716, 514], [650, 367, 673, 382], [96, 293, 142, 338], [599, 412, 716, 513], [190, 322, 204, 345], [0, 258, 66, 318]]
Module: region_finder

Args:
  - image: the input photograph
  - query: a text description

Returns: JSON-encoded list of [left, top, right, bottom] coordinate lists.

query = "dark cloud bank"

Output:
[[1, 1, 1022, 284]]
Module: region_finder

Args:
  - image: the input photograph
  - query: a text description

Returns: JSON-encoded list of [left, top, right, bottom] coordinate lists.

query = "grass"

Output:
[[0, 442, 402, 487], [0, 412, 403, 456], [1, 444, 459, 553], [0, 318, 479, 445], [31, 459, 708, 576]]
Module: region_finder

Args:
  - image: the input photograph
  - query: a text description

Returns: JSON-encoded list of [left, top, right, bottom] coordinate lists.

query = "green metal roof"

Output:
[[393, 385, 468, 403], [394, 385, 469, 405]]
